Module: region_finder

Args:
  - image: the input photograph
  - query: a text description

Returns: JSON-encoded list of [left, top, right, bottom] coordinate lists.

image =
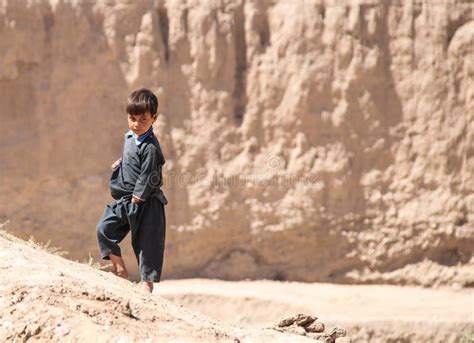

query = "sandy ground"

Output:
[[0, 235, 318, 343], [155, 279, 474, 342], [0, 233, 472, 342]]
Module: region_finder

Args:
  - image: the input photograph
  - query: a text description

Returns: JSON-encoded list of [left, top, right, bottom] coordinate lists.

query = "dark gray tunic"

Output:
[[110, 130, 167, 202], [96, 128, 168, 282]]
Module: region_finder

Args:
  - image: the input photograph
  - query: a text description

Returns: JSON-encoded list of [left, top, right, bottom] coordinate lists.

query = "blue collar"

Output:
[[126, 126, 154, 145]]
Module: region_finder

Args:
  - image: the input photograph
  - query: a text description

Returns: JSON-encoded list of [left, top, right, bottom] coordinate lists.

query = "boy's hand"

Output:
[[111, 158, 122, 170], [131, 195, 144, 204]]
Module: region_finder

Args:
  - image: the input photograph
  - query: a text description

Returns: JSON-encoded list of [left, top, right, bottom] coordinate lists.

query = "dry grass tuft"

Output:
[[0, 220, 109, 270]]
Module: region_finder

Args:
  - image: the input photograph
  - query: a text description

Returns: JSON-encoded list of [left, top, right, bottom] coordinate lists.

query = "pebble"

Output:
[[305, 320, 325, 333], [329, 326, 347, 338]]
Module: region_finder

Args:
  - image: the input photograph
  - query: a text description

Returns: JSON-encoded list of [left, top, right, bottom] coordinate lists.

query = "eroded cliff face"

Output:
[[0, 0, 473, 286]]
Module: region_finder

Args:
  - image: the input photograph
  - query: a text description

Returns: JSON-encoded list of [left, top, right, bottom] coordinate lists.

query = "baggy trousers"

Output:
[[96, 195, 166, 282]]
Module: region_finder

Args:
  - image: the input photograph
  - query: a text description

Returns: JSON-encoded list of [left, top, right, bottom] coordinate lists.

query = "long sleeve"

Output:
[[132, 144, 164, 201]]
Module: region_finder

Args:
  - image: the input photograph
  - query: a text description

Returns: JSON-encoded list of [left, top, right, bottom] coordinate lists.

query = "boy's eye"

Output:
[[128, 114, 148, 122]]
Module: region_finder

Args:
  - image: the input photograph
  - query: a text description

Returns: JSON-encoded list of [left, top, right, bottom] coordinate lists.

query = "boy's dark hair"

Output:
[[126, 88, 159, 116]]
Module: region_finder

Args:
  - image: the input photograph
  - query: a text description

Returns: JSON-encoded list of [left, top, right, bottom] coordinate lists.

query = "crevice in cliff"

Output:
[[43, 13, 54, 36], [157, 3, 170, 63], [446, 11, 472, 50], [250, 1, 271, 54], [232, 1, 247, 127], [181, 7, 189, 34], [42, 5, 54, 60], [376, 2, 403, 128], [256, 8, 270, 52], [317, 4, 325, 20]]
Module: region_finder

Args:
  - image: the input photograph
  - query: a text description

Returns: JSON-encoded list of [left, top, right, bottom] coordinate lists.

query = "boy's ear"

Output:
[[152, 113, 158, 122]]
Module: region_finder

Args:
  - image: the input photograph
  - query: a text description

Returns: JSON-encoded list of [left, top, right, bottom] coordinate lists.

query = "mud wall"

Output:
[[0, 0, 473, 286]]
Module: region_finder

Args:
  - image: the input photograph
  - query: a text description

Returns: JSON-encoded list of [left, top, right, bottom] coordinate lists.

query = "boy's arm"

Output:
[[132, 144, 164, 203], [111, 158, 122, 170]]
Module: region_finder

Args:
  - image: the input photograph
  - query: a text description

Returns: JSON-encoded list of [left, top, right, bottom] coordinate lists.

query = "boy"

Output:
[[96, 88, 168, 293]]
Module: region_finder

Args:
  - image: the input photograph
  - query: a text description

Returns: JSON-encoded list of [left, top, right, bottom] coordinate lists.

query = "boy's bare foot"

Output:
[[109, 253, 129, 280], [142, 281, 153, 293], [116, 269, 129, 279]]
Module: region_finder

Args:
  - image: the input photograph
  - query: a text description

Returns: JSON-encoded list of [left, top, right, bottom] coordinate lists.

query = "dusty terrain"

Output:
[[1, 1, 473, 341], [0, 233, 328, 342], [1, 231, 472, 343], [0, 0, 473, 285], [156, 278, 474, 342]]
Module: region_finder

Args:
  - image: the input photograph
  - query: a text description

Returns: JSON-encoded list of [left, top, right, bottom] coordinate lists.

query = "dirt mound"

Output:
[[0, 233, 319, 342]]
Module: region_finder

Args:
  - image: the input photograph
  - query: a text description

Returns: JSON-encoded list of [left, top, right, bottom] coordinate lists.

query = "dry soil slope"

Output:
[[0, 234, 313, 343]]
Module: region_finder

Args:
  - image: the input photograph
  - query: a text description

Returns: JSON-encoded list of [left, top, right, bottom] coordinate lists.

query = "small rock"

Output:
[[277, 316, 296, 327], [295, 314, 317, 326], [329, 326, 347, 338], [307, 332, 333, 342], [304, 320, 325, 333], [335, 337, 351, 343], [278, 313, 317, 327], [25, 324, 41, 338], [287, 325, 307, 336]]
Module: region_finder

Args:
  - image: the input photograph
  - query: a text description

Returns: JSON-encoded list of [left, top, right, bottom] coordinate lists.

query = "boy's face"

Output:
[[127, 112, 157, 136]]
